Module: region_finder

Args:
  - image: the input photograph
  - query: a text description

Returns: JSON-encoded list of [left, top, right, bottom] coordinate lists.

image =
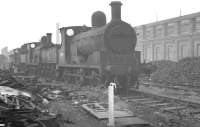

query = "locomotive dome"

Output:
[[91, 11, 106, 27]]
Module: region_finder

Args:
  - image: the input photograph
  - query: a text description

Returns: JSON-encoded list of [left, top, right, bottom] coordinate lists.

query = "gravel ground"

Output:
[[38, 79, 200, 127], [47, 100, 107, 127]]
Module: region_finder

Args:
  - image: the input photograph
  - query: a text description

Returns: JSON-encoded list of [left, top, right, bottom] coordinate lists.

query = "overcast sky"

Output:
[[0, 0, 200, 52]]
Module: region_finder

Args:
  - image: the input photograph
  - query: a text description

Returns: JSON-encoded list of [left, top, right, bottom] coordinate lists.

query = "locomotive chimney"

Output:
[[110, 1, 122, 21], [46, 33, 52, 43]]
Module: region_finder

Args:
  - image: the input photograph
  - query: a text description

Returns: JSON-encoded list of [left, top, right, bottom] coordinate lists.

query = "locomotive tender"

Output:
[[10, 1, 140, 90]]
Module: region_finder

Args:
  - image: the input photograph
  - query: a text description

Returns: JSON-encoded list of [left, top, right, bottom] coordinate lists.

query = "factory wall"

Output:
[[135, 12, 200, 62]]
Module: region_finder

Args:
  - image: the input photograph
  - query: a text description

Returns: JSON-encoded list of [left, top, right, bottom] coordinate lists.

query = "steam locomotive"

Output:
[[9, 1, 140, 91]]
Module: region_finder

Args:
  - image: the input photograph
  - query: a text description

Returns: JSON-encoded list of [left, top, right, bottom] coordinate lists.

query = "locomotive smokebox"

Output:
[[110, 1, 122, 21]]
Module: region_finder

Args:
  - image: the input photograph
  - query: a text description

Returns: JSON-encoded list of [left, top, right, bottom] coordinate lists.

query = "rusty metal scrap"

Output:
[[0, 70, 64, 127]]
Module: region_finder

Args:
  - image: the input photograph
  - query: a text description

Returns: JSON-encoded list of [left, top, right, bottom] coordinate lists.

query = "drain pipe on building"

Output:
[[108, 82, 116, 127]]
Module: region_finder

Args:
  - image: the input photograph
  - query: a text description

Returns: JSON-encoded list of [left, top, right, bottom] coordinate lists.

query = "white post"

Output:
[[4, 95, 7, 103], [16, 98, 20, 109], [108, 82, 116, 127]]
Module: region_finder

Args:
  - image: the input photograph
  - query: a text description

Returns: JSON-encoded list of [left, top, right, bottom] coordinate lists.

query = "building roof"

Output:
[[135, 11, 200, 28]]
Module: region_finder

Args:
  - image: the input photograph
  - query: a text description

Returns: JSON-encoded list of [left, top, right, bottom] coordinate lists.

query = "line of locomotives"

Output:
[[9, 1, 141, 92]]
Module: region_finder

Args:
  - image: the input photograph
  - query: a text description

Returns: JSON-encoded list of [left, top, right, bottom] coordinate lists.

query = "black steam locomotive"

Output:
[[10, 1, 140, 91]]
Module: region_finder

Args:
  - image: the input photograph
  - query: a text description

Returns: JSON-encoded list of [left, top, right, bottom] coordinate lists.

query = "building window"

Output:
[[180, 20, 190, 34], [167, 45, 175, 61], [180, 45, 184, 59], [136, 29, 143, 40], [167, 45, 171, 60], [155, 25, 164, 38], [195, 17, 200, 33], [154, 46, 161, 61], [179, 44, 188, 59], [167, 23, 176, 36], [145, 27, 153, 39], [145, 47, 152, 62], [155, 47, 159, 60], [144, 47, 148, 60], [197, 44, 200, 56]]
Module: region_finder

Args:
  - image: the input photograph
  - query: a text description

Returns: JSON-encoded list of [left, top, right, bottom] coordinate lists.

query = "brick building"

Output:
[[135, 12, 200, 63]]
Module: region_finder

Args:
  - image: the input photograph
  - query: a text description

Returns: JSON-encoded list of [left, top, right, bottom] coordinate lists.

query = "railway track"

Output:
[[121, 89, 200, 127]]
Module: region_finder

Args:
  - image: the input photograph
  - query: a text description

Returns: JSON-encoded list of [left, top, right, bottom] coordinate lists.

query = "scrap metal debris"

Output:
[[0, 70, 64, 127]]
